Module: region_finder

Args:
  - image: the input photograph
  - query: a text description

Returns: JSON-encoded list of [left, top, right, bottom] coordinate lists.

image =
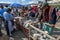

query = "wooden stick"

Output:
[[29, 24, 56, 40]]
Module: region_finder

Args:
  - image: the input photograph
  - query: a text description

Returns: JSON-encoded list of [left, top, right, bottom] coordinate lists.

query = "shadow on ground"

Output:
[[12, 30, 28, 40]]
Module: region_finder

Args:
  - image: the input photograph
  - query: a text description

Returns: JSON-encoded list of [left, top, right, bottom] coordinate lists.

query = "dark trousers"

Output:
[[5, 21, 10, 37], [40, 21, 43, 29], [0, 17, 3, 34]]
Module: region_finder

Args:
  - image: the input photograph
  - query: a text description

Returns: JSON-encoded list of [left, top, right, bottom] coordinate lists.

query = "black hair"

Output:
[[22, 6, 28, 11], [5, 5, 8, 7], [25, 7, 28, 10], [6, 8, 12, 12], [43, 3, 49, 9]]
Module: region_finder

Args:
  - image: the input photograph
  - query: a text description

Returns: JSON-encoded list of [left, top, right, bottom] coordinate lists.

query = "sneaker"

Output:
[[9, 37, 14, 40]]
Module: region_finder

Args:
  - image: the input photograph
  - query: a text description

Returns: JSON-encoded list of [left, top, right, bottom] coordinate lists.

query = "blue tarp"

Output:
[[10, 3, 22, 8]]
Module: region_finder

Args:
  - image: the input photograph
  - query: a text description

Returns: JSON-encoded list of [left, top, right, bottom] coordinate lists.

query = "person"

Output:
[[19, 11, 24, 17], [27, 8, 36, 22], [28, 8, 35, 18], [35, 2, 43, 18], [3, 8, 15, 40], [36, 3, 56, 30], [56, 8, 60, 21], [23, 6, 28, 17], [14, 9, 24, 30], [0, 5, 6, 36], [12, 7, 19, 17], [35, 3, 44, 29], [33, 5, 37, 15]]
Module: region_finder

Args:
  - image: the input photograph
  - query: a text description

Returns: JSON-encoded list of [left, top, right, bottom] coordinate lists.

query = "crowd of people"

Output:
[[0, 2, 59, 40]]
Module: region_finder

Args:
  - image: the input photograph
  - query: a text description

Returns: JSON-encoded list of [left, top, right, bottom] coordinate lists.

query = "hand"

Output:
[[50, 24, 55, 28], [14, 19, 16, 22]]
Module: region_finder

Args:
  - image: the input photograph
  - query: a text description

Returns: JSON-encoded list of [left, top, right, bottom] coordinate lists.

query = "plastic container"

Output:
[[43, 23, 53, 35]]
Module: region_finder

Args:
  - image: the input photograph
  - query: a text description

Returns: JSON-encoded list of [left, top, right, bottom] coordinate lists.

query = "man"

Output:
[[0, 5, 6, 36], [28, 8, 35, 17], [3, 8, 14, 40], [36, 3, 56, 31], [35, 2, 43, 18]]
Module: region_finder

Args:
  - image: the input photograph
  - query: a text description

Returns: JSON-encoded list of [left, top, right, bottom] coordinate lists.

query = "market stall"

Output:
[[14, 16, 57, 40], [14, 17, 33, 37]]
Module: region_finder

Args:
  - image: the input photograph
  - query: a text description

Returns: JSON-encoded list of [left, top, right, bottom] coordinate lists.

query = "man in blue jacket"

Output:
[[3, 8, 15, 39]]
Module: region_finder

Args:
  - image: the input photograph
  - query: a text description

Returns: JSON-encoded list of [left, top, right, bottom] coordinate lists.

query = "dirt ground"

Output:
[[0, 19, 60, 40]]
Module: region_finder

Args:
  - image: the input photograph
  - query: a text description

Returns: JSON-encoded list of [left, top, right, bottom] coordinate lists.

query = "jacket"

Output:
[[38, 5, 56, 24]]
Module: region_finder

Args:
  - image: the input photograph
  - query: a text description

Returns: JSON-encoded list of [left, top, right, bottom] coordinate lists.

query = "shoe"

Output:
[[0, 32, 3, 36], [9, 37, 14, 40], [11, 29, 16, 34]]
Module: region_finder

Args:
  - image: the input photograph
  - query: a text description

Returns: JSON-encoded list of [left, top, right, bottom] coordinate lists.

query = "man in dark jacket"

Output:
[[37, 3, 56, 29]]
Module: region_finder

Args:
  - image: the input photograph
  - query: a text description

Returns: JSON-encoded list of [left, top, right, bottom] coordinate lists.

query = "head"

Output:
[[38, 2, 44, 10], [5, 5, 8, 8], [20, 11, 24, 17], [22, 6, 28, 12], [23, 6, 28, 16], [0, 5, 3, 9], [43, 3, 49, 8], [6, 8, 12, 13]]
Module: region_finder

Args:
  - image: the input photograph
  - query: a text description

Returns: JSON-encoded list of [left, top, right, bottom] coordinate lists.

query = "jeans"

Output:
[[40, 21, 43, 29]]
